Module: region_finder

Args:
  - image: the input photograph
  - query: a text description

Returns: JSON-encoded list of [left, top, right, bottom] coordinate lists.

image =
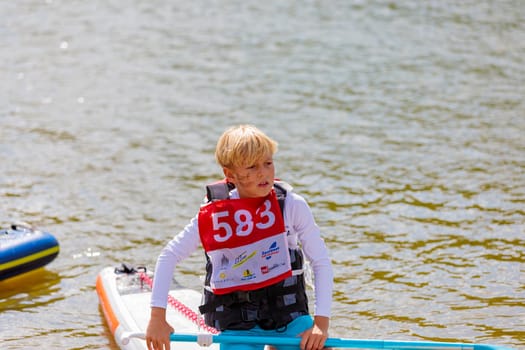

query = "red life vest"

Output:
[[198, 189, 292, 295], [198, 180, 309, 331]]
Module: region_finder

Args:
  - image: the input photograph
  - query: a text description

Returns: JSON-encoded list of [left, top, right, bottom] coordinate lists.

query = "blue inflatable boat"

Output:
[[0, 223, 59, 281]]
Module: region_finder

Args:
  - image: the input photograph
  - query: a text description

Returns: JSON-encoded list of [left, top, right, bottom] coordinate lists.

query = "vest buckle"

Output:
[[234, 290, 252, 303]]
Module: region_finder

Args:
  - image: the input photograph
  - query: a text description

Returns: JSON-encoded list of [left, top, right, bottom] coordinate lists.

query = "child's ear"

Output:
[[223, 167, 234, 182]]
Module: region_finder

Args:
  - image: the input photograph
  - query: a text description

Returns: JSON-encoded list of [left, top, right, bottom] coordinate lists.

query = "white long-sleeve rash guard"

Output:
[[150, 188, 334, 318]]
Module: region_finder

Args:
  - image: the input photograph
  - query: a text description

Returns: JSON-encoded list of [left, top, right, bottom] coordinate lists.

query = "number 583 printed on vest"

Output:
[[198, 190, 291, 295]]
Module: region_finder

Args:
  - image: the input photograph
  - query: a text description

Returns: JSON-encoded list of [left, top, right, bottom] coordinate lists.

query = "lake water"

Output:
[[1, 1, 524, 349]]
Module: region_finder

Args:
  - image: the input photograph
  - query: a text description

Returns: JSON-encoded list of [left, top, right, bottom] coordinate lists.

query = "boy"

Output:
[[146, 125, 333, 350]]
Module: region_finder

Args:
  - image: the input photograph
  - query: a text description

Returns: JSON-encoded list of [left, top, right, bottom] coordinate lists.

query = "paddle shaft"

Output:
[[120, 332, 512, 349], [169, 333, 506, 349]]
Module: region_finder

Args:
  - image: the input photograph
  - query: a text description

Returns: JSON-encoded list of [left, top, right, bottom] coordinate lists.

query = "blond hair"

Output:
[[215, 125, 278, 169]]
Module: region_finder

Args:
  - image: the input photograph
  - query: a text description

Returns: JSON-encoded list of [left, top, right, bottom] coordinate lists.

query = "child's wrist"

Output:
[[150, 306, 167, 319], [313, 315, 330, 331]]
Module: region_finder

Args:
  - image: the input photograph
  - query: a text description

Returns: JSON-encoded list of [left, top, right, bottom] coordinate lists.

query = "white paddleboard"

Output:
[[96, 265, 220, 350]]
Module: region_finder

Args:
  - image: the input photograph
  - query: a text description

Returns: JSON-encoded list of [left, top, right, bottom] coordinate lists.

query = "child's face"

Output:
[[224, 154, 275, 198]]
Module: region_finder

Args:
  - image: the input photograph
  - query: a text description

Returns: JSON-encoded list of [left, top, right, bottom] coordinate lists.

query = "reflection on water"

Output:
[[1, 0, 524, 349], [0, 268, 62, 311]]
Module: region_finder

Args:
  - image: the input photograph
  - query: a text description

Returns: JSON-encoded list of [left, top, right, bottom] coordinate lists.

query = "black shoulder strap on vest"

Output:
[[206, 181, 235, 202], [273, 181, 291, 214]]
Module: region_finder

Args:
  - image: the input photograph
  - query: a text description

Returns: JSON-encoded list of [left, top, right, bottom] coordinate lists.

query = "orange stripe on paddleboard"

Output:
[[96, 274, 120, 334]]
